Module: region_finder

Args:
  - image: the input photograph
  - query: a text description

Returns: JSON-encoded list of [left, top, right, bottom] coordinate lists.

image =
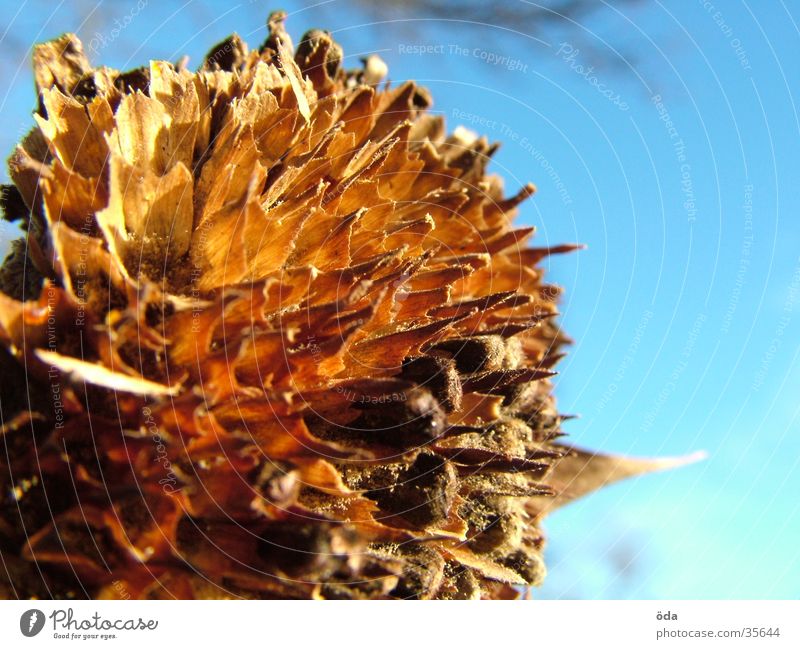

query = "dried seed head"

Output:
[[0, 15, 666, 600]]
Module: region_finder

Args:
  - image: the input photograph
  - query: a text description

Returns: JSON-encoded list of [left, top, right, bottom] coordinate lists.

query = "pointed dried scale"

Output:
[[0, 15, 679, 600]]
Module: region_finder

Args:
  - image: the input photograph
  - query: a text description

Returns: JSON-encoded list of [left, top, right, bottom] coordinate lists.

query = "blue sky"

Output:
[[1, 0, 798, 598]]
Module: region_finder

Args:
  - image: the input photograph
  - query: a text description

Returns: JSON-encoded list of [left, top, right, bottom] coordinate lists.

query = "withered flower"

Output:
[[0, 14, 679, 599]]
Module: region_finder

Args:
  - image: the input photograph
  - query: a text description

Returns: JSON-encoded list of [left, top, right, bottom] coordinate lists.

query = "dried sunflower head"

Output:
[[0, 13, 670, 600]]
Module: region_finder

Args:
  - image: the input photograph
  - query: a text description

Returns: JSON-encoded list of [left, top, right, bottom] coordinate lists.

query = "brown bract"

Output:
[[0, 14, 667, 599]]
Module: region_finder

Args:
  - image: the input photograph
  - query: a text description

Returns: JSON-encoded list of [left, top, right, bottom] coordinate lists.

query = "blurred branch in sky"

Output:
[[343, 0, 645, 73]]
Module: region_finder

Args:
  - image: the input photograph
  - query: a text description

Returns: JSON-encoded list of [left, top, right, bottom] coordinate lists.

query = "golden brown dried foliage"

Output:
[[0, 13, 665, 599]]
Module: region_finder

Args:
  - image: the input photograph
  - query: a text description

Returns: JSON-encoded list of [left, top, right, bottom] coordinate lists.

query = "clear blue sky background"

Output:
[[1, 0, 798, 599]]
